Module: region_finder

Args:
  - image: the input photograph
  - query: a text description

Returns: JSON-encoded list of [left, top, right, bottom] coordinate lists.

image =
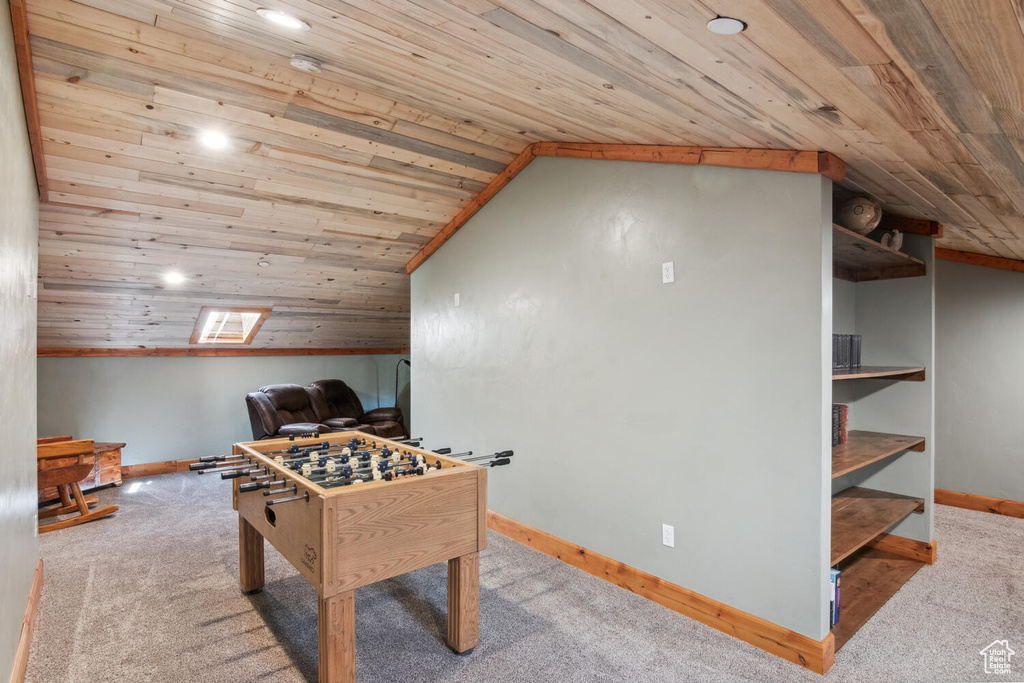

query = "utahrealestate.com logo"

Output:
[[980, 640, 1015, 675]]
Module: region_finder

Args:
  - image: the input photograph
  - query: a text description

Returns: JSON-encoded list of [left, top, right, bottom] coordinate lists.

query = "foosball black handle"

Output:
[[221, 469, 256, 479], [197, 454, 232, 463], [489, 458, 511, 467], [190, 462, 217, 471], [239, 481, 270, 492], [495, 450, 514, 458], [433, 448, 452, 454]]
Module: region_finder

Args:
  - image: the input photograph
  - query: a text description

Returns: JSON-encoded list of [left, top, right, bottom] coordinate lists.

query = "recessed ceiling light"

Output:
[[198, 130, 230, 150], [257, 260, 271, 267], [707, 16, 746, 35], [290, 55, 322, 73], [256, 8, 311, 30], [163, 271, 186, 285]]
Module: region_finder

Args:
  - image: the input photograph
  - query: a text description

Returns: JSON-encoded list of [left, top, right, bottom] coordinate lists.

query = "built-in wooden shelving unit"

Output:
[[833, 366, 925, 381], [833, 224, 926, 282], [832, 431, 925, 479], [831, 487, 925, 566], [832, 547, 925, 649], [826, 223, 934, 661]]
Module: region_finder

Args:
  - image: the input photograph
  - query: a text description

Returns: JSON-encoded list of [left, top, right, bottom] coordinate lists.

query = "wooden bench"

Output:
[[38, 439, 119, 533]]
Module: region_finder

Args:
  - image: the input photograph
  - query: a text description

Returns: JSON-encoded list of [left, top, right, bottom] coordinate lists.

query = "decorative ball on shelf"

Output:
[[836, 196, 882, 235]]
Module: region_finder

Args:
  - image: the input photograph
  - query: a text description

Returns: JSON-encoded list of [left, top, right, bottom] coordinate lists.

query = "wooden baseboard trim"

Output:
[[9, 559, 43, 683], [121, 458, 199, 479], [935, 489, 1024, 519], [868, 533, 938, 564], [487, 511, 834, 674]]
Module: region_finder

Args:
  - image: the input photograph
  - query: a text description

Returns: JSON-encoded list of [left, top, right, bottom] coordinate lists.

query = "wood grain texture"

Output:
[[238, 517, 265, 594], [329, 470, 481, 592], [935, 488, 1024, 519], [868, 533, 937, 564], [8, 560, 43, 683], [832, 430, 925, 479], [833, 224, 927, 282], [8, 0, 46, 202], [318, 591, 356, 683], [447, 553, 480, 653], [935, 248, 1024, 274], [832, 547, 924, 651], [23, 0, 1024, 346], [832, 366, 925, 381], [488, 511, 835, 674], [832, 487, 925, 565], [878, 215, 942, 236], [39, 347, 409, 357]]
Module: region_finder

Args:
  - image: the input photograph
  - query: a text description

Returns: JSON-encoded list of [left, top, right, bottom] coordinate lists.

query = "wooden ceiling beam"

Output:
[[879, 215, 943, 237], [406, 144, 847, 274], [935, 248, 1024, 274], [8, 0, 47, 201]]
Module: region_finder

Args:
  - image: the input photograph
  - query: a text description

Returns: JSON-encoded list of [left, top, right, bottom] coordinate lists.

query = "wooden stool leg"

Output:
[[238, 517, 265, 594], [70, 482, 90, 515], [57, 485, 73, 508], [447, 552, 480, 652], [318, 591, 356, 683]]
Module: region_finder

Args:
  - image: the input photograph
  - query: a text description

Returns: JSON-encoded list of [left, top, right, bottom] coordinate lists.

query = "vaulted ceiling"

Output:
[[24, 0, 1024, 348]]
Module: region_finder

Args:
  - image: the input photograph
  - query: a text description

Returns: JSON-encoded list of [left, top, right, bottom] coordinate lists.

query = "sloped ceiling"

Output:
[[25, 0, 1024, 348]]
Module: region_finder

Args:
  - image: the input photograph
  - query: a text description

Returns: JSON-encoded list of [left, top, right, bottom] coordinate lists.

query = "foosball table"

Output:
[[193, 431, 511, 682]]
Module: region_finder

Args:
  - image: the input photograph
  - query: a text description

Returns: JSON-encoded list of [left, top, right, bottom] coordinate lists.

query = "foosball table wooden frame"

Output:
[[229, 430, 487, 683]]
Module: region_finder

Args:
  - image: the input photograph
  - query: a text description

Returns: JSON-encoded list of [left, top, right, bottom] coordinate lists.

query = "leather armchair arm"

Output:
[[278, 423, 332, 437], [361, 407, 403, 423], [246, 392, 282, 441]]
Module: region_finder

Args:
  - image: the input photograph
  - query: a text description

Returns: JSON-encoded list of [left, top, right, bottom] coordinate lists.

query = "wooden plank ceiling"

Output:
[[27, 0, 1024, 348]]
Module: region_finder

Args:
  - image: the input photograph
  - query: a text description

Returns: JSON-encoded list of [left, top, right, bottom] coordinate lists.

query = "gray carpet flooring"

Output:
[[26, 473, 1024, 682]]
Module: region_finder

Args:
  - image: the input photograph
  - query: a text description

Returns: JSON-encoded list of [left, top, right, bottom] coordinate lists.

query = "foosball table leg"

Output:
[[238, 517, 265, 594], [318, 590, 356, 683], [446, 552, 480, 653]]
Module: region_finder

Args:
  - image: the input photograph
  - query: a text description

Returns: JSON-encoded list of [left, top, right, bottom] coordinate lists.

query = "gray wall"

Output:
[[0, 0, 40, 674], [411, 156, 834, 639], [935, 259, 1024, 501], [38, 354, 410, 465], [832, 233, 936, 542]]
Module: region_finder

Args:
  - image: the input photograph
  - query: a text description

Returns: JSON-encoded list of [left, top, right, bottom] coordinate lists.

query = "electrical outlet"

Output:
[[662, 523, 675, 548], [454, 292, 460, 307], [662, 261, 675, 284]]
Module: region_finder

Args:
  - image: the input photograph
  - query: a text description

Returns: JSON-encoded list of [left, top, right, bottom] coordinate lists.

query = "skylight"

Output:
[[190, 307, 271, 345]]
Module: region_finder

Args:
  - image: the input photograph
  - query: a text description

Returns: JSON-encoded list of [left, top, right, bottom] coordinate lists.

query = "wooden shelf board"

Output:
[[833, 224, 926, 282], [833, 366, 925, 381], [831, 487, 924, 566], [832, 431, 925, 479], [833, 546, 925, 651]]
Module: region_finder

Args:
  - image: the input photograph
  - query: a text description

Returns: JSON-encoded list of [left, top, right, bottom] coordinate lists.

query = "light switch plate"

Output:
[[454, 292, 460, 307]]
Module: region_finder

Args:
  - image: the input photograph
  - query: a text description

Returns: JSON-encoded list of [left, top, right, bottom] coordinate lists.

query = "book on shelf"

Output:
[[830, 568, 842, 626], [832, 333, 862, 370], [831, 404, 848, 446]]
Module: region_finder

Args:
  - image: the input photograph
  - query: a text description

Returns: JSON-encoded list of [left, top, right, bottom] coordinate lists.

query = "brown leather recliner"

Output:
[[245, 384, 334, 440], [309, 379, 407, 439]]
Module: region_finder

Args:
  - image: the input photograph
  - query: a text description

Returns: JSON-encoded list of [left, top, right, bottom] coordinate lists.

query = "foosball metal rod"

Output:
[[453, 450, 513, 462], [264, 485, 298, 497], [266, 490, 310, 506], [190, 458, 245, 471]]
